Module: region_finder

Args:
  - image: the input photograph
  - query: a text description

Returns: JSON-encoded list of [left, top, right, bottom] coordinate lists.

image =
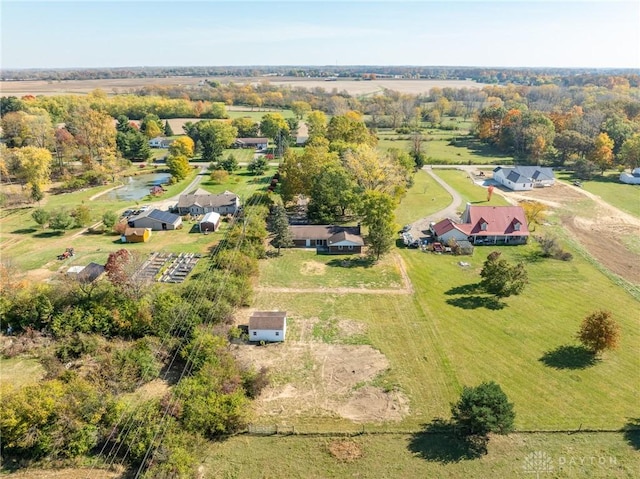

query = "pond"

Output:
[[104, 172, 172, 202]]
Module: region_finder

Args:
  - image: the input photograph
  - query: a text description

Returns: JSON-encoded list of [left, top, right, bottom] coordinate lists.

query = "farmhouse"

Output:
[[620, 168, 640, 185], [289, 225, 364, 254], [176, 189, 241, 216], [199, 211, 221, 232], [128, 209, 182, 231], [431, 204, 529, 245], [493, 166, 555, 191], [148, 136, 173, 148], [234, 137, 268, 150], [249, 311, 287, 342], [121, 227, 151, 243]]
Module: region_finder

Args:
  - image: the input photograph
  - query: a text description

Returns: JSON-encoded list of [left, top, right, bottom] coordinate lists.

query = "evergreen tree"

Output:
[[164, 120, 174, 136], [269, 205, 293, 254]]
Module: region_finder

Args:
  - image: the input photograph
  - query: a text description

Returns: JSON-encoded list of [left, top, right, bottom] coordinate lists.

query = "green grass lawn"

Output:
[[427, 135, 514, 165], [557, 171, 640, 218], [205, 432, 638, 479], [198, 166, 276, 199], [394, 169, 452, 226], [259, 249, 403, 289], [432, 169, 511, 206], [226, 108, 295, 121]]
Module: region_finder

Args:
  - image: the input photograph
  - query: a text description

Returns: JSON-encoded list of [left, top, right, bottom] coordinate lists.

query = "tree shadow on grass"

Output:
[[446, 295, 505, 310], [34, 230, 64, 238], [445, 283, 483, 295], [11, 228, 37, 234], [623, 418, 640, 450], [539, 345, 599, 370], [449, 136, 511, 159], [408, 419, 487, 463]]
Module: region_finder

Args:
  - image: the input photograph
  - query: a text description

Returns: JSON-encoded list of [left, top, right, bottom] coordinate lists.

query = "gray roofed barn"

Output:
[[128, 209, 182, 231]]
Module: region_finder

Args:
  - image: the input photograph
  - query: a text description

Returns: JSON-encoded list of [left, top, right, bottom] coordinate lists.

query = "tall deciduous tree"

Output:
[[290, 101, 311, 120], [231, 117, 259, 138], [480, 251, 528, 298], [169, 137, 195, 158], [12, 146, 53, 198], [268, 205, 293, 254], [197, 121, 237, 162], [359, 191, 397, 260], [577, 310, 620, 356], [166, 155, 191, 181], [588, 132, 614, 174], [65, 105, 117, 171], [306, 110, 327, 141]]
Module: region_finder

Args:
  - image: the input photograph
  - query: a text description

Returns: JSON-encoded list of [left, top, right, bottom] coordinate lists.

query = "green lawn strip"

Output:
[[433, 169, 510, 206], [226, 108, 295, 121], [197, 166, 275, 198], [258, 250, 403, 289], [426, 137, 514, 165], [394, 169, 452, 226], [206, 432, 637, 479], [557, 171, 640, 219]]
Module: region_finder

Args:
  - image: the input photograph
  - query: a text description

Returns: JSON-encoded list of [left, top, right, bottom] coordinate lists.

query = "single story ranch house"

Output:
[[176, 189, 241, 216], [248, 311, 287, 342], [493, 166, 555, 191], [620, 168, 640, 185], [289, 225, 364, 254], [431, 204, 529, 245], [234, 137, 269, 150]]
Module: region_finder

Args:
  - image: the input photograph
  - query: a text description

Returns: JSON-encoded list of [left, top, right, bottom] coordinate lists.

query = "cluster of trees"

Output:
[[473, 85, 639, 171], [1, 194, 273, 475], [279, 110, 413, 259]]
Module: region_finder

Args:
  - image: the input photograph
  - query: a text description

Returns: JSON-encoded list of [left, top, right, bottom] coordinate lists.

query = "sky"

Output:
[[1, 0, 639, 69]]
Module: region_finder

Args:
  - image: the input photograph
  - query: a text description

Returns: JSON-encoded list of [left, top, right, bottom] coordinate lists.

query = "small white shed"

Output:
[[199, 211, 221, 232], [249, 311, 287, 342]]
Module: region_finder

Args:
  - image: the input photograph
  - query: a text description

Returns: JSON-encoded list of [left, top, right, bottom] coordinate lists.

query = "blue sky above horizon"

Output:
[[2, 1, 639, 69]]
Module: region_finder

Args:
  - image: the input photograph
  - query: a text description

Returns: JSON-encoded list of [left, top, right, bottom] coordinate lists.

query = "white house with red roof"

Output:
[[431, 204, 529, 245]]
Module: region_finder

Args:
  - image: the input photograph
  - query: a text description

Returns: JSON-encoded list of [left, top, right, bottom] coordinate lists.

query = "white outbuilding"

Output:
[[248, 311, 287, 342], [199, 211, 221, 232]]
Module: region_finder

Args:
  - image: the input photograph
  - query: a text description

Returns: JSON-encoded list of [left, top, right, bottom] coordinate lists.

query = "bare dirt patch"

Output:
[[3, 468, 124, 479], [300, 260, 327, 276], [499, 182, 640, 284], [233, 342, 409, 423], [328, 439, 363, 462]]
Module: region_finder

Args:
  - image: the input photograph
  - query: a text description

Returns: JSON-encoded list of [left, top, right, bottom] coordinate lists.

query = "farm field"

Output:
[[0, 77, 487, 97]]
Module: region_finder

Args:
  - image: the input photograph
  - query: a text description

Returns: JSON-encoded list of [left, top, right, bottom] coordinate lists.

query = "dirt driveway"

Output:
[[498, 182, 640, 285]]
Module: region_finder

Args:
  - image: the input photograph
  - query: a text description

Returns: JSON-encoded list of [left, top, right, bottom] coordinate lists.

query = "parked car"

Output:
[[402, 224, 412, 233]]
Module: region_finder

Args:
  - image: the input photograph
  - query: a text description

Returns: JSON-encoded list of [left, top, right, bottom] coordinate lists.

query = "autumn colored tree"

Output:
[[343, 145, 406, 196], [104, 249, 148, 299], [290, 101, 311, 120], [168, 136, 195, 158], [166, 155, 191, 181], [259, 113, 289, 141], [231, 117, 259, 138], [140, 114, 164, 139], [306, 110, 327, 140], [577, 310, 620, 356], [480, 251, 528, 298], [65, 105, 117, 171], [12, 146, 53, 198], [588, 132, 614, 174], [520, 200, 547, 229], [53, 127, 76, 169]]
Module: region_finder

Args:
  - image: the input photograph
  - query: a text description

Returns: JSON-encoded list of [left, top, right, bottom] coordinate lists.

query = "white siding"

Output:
[[249, 328, 286, 342]]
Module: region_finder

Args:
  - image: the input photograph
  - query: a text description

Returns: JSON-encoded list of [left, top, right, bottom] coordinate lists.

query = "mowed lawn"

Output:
[[432, 168, 511, 206], [206, 432, 638, 479], [258, 249, 404, 289], [394, 169, 452, 227]]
